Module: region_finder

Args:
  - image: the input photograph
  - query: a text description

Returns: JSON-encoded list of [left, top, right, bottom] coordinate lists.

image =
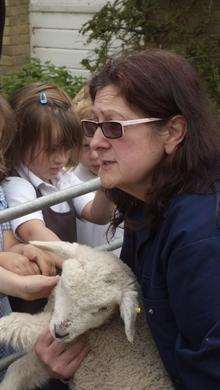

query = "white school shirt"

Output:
[[74, 164, 123, 256], [2, 164, 94, 234]]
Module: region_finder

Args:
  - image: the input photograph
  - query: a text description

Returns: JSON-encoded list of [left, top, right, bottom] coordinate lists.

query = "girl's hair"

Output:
[[89, 49, 220, 234], [73, 85, 93, 121], [6, 82, 83, 169], [0, 95, 17, 181]]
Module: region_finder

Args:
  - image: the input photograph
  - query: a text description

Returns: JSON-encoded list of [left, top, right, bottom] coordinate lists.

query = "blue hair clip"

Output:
[[39, 91, 47, 105]]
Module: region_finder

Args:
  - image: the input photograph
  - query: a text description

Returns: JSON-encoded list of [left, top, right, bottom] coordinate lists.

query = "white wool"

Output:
[[0, 241, 173, 390]]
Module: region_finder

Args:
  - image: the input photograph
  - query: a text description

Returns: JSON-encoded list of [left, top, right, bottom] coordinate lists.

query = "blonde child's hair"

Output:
[[73, 85, 93, 121], [6, 82, 83, 170], [0, 95, 17, 180]]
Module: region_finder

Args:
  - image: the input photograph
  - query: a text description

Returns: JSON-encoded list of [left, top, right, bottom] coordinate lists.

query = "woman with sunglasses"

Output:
[[80, 49, 220, 389]]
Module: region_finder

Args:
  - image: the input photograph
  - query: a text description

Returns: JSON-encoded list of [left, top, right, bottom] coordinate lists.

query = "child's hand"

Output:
[[17, 274, 60, 300], [0, 252, 40, 275], [21, 244, 59, 276]]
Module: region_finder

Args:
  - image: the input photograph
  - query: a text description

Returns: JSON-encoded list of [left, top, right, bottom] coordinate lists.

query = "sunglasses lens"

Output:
[[82, 121, 97, 137], [101, 122, 122, 139]]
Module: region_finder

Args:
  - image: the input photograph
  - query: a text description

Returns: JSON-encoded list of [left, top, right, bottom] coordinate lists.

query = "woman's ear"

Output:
[[163, 115, 187, 155]]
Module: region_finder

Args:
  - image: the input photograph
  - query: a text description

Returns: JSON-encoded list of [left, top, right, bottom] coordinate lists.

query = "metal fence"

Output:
[[0, 178, 101, 223], [0, 177, 123, 372]]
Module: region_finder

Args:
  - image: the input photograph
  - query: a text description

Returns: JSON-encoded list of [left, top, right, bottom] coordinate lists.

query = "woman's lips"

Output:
[[102, 160, 116, 165]]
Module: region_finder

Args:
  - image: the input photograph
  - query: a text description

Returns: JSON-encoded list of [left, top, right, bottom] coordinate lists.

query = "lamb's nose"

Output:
[[54, 324, 69, 339]]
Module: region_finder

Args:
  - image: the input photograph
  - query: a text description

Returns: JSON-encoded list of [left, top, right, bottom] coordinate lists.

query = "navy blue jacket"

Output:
[[120, 190, 220, 389]]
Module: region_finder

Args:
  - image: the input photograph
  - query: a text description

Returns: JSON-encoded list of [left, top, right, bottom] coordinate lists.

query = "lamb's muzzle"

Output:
[[53, 324, 69, 339]]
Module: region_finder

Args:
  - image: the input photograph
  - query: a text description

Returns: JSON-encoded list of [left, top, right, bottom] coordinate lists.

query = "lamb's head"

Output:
[[31, 241, 139, 343]]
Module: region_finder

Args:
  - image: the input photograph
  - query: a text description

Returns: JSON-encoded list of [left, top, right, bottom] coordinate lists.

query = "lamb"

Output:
[[0, 241, 173, 390]]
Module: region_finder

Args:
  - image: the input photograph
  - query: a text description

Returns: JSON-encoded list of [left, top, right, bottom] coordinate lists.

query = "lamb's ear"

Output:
[[119, 290, 139, 343], [29, 241, 79, 260]]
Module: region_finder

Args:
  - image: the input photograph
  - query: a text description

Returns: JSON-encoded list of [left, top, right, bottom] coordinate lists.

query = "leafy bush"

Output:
[[80, 0, 219, 111], [0, 58, 86, 99]]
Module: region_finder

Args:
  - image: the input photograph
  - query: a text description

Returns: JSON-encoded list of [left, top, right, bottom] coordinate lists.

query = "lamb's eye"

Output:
[[91, 306, 108, 315], [98, 306, 108, 312]]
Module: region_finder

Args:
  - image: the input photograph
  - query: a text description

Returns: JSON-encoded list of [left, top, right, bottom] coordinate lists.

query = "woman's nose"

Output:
[[90, 127, 109, 151], [90, 148, 99, 161]]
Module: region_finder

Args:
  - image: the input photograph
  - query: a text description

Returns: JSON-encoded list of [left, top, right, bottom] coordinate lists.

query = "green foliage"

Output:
[[0, 58, 86, 99], [80, 0, 219, 110]]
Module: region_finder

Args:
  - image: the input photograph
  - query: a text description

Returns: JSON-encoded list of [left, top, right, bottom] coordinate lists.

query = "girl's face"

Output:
[[23, 142, 72, 182], [90, 85, 166, 200], [79, 136, 100, 175]]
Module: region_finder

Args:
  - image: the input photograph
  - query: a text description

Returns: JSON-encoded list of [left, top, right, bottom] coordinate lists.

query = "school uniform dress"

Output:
[[0, 186, 15, 381], [2, 164, 94, 241], [120, 189, 220, 389], [74, 163, 123, 256]]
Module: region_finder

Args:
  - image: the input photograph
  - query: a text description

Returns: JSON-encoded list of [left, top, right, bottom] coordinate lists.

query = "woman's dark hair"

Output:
[[6, 82, 83, 169], [89, 49, 220, 234]]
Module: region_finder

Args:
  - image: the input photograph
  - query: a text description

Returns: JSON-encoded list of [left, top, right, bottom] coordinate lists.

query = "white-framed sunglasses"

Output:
[[81, 117, 162, 139]]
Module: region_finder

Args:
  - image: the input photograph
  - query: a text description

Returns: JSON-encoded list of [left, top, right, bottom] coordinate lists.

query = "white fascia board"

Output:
[[30, 0, 113, 14]]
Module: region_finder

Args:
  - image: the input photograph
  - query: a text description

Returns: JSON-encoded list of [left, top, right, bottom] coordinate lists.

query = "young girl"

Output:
[[0, 95, 60, 381], [73, 87, 123, 255], [3, 82, 114, 245], [2, 82, 114, 315]]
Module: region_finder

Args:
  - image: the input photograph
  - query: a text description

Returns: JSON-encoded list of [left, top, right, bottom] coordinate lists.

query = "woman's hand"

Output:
[[34, 329, 89, 380], [0, 251, 40, 275]]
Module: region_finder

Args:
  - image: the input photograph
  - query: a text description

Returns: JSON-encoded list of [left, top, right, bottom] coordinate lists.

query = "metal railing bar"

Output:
[[0, 177, 101, 224], [96, 237, 123, 252]]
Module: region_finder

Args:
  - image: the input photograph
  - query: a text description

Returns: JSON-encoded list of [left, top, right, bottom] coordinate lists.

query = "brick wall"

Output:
[[0, 0, 30, 74]]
